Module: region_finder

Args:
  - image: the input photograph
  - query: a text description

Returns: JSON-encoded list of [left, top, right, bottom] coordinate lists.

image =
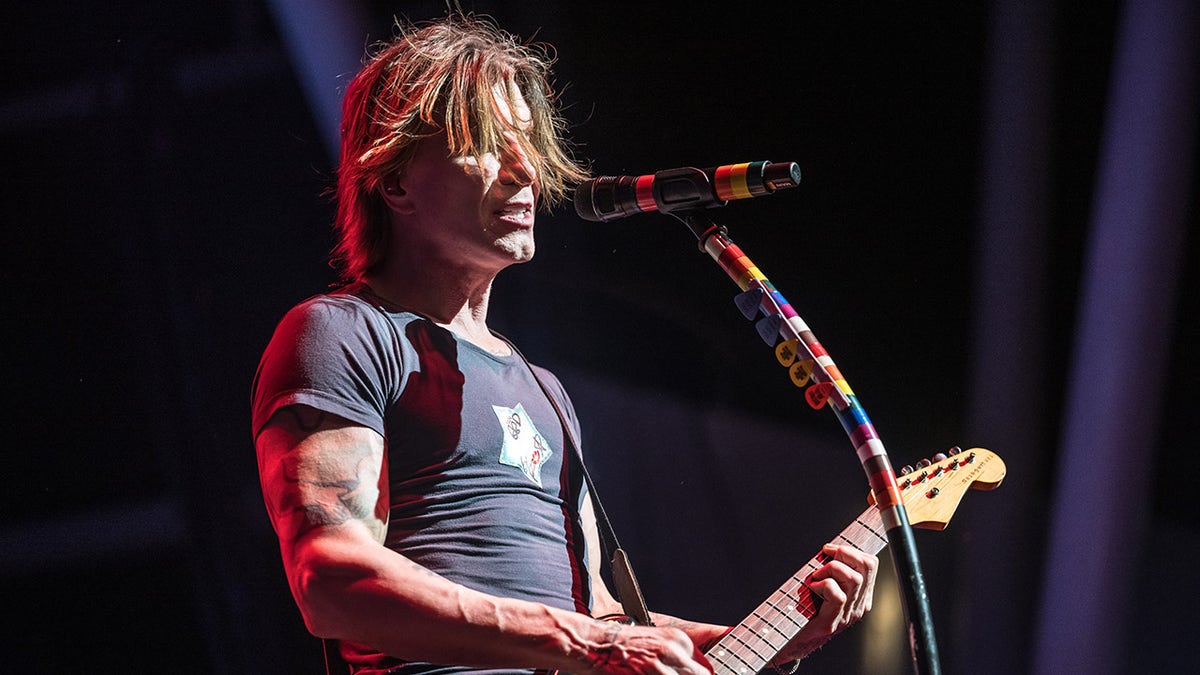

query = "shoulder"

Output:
[[271, 289, 428, 348], [259, 289, 431, 385], [253, 290, 419, 438], [277, 290, 383, 333]]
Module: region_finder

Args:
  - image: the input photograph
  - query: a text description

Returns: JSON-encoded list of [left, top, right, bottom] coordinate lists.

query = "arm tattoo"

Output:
[[587, 621, 628, 670], [293, 466, 372, 527], [289, 443, 384, 539], [265, 411, 387, 542]]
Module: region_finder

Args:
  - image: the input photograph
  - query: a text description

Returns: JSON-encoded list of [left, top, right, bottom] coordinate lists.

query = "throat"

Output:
[[358, 277, 508, 354], [445, 320, 512, 357]]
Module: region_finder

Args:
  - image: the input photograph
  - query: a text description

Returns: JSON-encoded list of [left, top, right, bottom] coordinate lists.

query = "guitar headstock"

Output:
[[870, 447, 1005, 531]]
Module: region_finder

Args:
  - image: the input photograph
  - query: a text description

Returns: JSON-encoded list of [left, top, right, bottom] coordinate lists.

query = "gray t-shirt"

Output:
[[253, 288, 590, 674]]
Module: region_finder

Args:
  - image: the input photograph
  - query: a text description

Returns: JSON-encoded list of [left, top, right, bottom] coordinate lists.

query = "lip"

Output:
[[493, 201, 535, 228]]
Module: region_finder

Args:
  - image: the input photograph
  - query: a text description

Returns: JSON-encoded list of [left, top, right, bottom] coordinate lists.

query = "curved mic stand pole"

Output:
[[673, 209, 941, 675]]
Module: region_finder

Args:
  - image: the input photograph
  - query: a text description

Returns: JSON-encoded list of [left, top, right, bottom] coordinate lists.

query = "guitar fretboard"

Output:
[[704, 509, 889, 675]]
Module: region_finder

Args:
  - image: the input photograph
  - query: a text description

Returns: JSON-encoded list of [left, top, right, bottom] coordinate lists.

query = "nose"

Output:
[[497, 131, 537, 188]]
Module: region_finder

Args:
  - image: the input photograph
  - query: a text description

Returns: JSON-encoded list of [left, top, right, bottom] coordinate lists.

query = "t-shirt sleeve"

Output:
[[251, 296, 404, 438]]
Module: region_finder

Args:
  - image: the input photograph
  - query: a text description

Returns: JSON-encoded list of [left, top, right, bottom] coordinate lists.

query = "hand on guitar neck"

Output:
[[569, 546, 876, 675], [566, 448, 1004, 675], [705, 447, 1006, 675]]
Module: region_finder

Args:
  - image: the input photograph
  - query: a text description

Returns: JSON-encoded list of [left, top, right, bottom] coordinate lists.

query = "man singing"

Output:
[[252, 14, 876, 675]]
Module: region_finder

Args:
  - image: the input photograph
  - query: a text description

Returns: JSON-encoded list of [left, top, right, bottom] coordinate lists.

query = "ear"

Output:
[[379, 179, 415, 214]]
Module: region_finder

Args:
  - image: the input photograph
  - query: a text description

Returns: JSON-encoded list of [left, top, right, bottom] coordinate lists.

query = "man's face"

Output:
[[390, 82, 541, 274]]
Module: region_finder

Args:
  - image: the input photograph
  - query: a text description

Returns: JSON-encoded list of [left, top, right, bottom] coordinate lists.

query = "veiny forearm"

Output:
[[289, 530, 617, 672], [258, 409, 614, 671], [258, 408, 707, 673]]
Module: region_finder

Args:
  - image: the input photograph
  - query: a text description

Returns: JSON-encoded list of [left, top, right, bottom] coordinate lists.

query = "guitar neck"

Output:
[[705, 507, 888, 675]]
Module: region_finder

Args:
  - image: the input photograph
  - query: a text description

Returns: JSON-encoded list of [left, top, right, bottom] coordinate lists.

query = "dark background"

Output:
[[2, 1, 1196, 674]]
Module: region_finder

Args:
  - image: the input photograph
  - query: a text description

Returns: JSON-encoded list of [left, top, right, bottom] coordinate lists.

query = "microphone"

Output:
[[574, 160, 801, 222]]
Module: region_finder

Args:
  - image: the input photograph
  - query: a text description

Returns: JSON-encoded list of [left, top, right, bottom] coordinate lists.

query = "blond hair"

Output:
[[333, 15, 588, 281]]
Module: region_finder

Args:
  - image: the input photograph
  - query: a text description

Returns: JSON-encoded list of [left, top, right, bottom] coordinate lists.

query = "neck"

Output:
[[362, 262, 511, 356]]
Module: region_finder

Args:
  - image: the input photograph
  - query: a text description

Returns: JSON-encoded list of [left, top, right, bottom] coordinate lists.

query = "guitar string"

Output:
[[710, 510, 889, 673], [705, 454, 969, 667]]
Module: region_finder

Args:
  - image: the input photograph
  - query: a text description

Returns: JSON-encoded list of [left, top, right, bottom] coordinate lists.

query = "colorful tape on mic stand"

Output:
[[700, 224, 905, 521], [667, 207, 942, 674]]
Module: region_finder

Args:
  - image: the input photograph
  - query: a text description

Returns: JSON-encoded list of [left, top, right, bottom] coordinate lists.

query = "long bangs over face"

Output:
[[333, 15, 587, 281]]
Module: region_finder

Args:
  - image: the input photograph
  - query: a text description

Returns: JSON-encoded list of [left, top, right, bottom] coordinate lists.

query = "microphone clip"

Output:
[[574, 161, 801, 223], [650, 166, 729, 214]]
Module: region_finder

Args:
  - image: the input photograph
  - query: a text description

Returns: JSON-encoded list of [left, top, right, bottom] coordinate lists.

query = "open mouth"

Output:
[[495, 203, 534, 221]]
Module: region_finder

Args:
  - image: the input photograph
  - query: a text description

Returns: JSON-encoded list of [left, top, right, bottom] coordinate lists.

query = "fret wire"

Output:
[[763, 583, 809, 613], [722, 628, 785, 659], [714, 657, 758, 675], [758, 593, 806, 629], [756, 608, 805, 633], [791, 584, 821, 615], [745, 611, 790, 649], [758, 602, 806, 632], [779, 584, 820, 615], [712, 509, 900, 675], [708, 647, 755, 675], [836, 532, 868, 551], [764, 592, 812, 626], [858, 521, 887, 547], [722, 633, 771, 669], [715, 638, 761, 668]]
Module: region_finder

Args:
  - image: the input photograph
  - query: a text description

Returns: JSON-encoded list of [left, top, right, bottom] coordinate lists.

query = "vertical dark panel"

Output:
[[1032, 1, 1197, 673], [959, 2, 1056, 673]]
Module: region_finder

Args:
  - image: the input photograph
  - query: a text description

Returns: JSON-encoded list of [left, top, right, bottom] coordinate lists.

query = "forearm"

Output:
[[291, 532, 613, 672], [258, 409, 711, 673]]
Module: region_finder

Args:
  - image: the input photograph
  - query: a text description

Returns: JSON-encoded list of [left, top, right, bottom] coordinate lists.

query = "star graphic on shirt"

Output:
[[493, 403, 552, 487]]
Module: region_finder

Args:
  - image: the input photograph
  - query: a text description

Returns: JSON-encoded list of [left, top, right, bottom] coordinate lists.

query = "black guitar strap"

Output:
[[504, 339, 654, 627], [322, 638, 351, 675]]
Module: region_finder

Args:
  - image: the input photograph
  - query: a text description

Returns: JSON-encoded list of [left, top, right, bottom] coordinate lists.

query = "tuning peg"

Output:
[[900, 465, 914, 476], [917, 458, 932, 468], [932, 453, 948, 463], [948, 446, 963, 456]]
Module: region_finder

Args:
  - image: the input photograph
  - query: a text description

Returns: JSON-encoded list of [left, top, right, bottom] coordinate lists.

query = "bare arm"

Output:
[[256, 405, 709, 674]]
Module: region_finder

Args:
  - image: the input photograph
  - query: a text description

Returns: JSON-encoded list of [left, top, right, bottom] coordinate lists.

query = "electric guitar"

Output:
[[705, 447, 1006, 674]]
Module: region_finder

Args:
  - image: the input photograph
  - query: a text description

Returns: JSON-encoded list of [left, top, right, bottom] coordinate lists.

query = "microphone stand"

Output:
[[673, 209, 941, 675]]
